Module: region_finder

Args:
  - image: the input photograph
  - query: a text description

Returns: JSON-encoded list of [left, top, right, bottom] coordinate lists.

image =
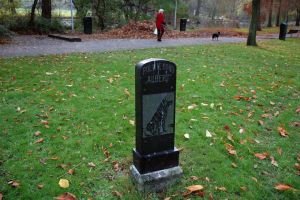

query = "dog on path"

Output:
[[212, 32, 221, 40]]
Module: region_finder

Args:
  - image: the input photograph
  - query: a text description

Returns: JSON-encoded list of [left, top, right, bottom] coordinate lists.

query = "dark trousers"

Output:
[[157, 28, 165, 41]]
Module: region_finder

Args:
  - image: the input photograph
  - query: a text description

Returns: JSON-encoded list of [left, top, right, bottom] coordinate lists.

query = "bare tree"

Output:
[[195, 0, 202, 16], [267, 0, 273, 27], [42, 0, 52, 19], [275, 0, 281, 26], [247, 0, 260, 46], [296, 8, 300, 26], [29, 0, 39, 28]]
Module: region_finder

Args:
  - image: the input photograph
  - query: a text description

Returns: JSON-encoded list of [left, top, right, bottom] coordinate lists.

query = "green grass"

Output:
[[1, 39, 300, 199]]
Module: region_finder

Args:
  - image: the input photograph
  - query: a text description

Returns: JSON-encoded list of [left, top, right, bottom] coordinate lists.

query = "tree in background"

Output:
[[42, 0, 52, 19], [28, 0, 39, 28], [267, 0, 273, 27], [247, 0, 260, 46]]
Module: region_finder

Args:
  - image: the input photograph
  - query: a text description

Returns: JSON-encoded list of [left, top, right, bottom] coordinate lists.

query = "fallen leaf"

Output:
[[251, 177, 258, 182], [270, 101, 275, 105], [129, 120, 135, 126], [180, 84, 185, 91], [224, 125, 230, 131], [239, 128, 245, 134], [40, 120, 49, 125], [112, 191, 123, 198], [274, 111, 280, 117], [34, 131, 41, 136], [206, 130, 212, 138], [8, 180, 20, 188], [209, 192, 214, 200], [124, 88, 130, 97], [58, 179, 69, 188], [33, 138, 44, 144], [231, 163, 238, 168], [68, 169, 75, 175], [37, 184, 44, 189], [164, 197, 171, 200], [55, 192, 77, 200], [215, 186, 226, 191], [296, 106, 300, 113], [184, 185, 204, 196], [270, 156, 278, 167], [112, 161, 120, 172], [254, 152, 269, 160], [190, 176, 199, 180], [220, 81, 225, 87], [225, 143, 237, 155], [274, 184, 293, 191], [290, 122, 300, 127], [188, 104, 197, 110], [184, 133, 190, 139], [107, 78, 113, 83], [277, 148, 282, 156], [261, 113, 271, 118], [258, 120, 264, 126], [227, 133, 234, 142], [102, 147, 110, 158], [240, 186, 247, 191], [88, 162, 96, 168], [51, 156, 59, 160], [278, 127, 288, 137], [0, 192, 2, 200]]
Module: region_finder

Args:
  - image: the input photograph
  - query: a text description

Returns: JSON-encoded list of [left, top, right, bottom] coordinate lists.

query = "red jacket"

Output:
[[156, 12, 165, 29]]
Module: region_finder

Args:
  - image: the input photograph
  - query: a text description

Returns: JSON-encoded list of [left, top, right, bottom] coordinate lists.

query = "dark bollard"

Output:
[[180, 18, 187, 31], [83, 17, 92, 34], [279, 23, 287, 40]]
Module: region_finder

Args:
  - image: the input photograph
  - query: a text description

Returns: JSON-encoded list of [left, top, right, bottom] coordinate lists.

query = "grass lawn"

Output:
[[0, 39, 300, 199]]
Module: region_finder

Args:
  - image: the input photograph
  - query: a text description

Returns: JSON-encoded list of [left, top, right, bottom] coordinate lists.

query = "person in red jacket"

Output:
[[156, 9, 166, 42]]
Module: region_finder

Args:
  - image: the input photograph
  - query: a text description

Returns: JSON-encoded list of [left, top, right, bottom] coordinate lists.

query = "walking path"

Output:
[[0, 34, 279, 58]]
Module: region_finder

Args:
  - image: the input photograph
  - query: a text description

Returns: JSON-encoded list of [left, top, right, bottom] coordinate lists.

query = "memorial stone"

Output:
[[130, 58, 183, 192]]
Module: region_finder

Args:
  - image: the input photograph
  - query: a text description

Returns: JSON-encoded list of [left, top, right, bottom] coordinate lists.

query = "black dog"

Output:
[[212, 32, 220, 40]]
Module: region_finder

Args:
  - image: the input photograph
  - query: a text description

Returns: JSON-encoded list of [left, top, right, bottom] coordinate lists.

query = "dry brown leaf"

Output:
[[34, 138, 44, 144], [8, 180, 20, 188], [240, 186, 247, 191], [112, 191, 123, 198], [112, 161, 120, 172], [188, 104, 197, 110], [102, 147, 110, 158], [274, 184, 293, 191], [278, 127, 288, 137], [209, 192, 214, 200], [88, 162, 96, 168], [164, 197, 171, 200], [225, 143, 237, 155], [258, 120, 264, 126], [124, 88, 130, 97], [227, 133, 234, 142], [34, 131, 41, 136], [261, 113, 271, 118], [55, 192, 77, 200], [68, 169, 75, 175], [254, 152, 269, 160], [37, 184, 44, 189], [296, 106, 300, 113], [180, 84, 185, 91], [290, 122, 300, 127], [40, 120, 49, 125], [184, 185, 204, 196], [277, 148, 282, 156], [270, 156, 278, 167], [51, 156, 59, 160], [224, 125, 230, 131], [58, 179, 69, 188], [190, 176, 199, 180], [231, 163, 238, 168], [215, 186, 226, 191], [251, 177, 258, 182]]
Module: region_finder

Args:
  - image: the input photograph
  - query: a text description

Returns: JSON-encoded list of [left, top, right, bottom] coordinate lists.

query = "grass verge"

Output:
[[0, 39, 300, 199]]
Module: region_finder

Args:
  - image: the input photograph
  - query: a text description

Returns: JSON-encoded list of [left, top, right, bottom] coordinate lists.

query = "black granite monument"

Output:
[[130, 58, 182, 192]]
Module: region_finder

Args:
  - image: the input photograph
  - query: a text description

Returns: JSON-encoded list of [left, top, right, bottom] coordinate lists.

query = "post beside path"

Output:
[[130, 58, 183, 192]]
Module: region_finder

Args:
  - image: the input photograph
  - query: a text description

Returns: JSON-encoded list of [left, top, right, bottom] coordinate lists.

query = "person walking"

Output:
[[156, 9, 166, 42]]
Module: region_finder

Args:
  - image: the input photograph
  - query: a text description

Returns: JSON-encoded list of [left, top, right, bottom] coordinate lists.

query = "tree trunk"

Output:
[[257, 0, 261, 31], [247, 0, 260, 46], [28, 0, 38, 28], [276, 0, 281, 26], [267, 0, 273, 27], [42, 0, 52, 19], [195, 0, 202, 16], [296, 8, 300, 26], [9, 0, 17, 15]]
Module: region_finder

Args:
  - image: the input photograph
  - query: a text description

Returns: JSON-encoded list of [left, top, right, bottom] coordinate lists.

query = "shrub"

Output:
[[0, 24, 12, 39], [34, 17, 65, 34]]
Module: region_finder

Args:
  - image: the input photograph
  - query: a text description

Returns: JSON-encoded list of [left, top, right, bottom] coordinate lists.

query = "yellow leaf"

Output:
[[58, 179, 69, 188]]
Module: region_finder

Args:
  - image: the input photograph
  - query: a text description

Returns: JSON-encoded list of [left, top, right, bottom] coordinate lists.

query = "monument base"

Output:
[[130, 165, 183, 192]]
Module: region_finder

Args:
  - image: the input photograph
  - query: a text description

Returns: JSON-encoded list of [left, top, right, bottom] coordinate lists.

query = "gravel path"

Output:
[[0, 34, 279, 58]]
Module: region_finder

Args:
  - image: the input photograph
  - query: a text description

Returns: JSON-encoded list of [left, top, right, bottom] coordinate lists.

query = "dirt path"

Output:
[[0, 34, 279, 58]]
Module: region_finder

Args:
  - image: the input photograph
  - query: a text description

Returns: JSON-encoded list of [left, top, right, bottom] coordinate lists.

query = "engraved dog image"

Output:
[[146, 97, 173, 137]]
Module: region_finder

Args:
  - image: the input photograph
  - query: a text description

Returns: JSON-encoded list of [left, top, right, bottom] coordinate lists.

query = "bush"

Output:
[[34, 17, 65, 34], [0, 24, 12, 39]]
